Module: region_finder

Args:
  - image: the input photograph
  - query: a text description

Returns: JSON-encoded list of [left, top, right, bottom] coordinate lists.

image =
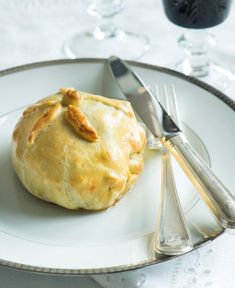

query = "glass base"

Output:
[[63, 29, 150, 60], [175, 60, 235, 91]]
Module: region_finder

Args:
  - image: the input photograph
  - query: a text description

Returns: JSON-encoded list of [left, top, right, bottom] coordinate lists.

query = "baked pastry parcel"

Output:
[[12, 88, 146, 210]]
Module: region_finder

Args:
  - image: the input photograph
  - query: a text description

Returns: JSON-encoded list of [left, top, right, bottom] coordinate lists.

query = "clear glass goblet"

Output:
[[162, 0, 234, 90], [64, 0, 150, 60]]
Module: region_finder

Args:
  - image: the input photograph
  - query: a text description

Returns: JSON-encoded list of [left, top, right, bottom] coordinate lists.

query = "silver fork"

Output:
[[148, 85, 192, 255]]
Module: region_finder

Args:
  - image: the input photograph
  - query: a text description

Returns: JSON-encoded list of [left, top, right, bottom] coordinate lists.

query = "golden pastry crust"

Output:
[[23, 100, 57, 117], [11, 89, 146, 210], [60, 87, 81, 106], [65, 104, 98, 142], [28, 103, 62, 144]]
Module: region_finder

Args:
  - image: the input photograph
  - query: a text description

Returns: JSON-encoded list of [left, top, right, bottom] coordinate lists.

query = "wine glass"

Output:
[[64, 0, 150, 60], [162, 0, 234, 90]]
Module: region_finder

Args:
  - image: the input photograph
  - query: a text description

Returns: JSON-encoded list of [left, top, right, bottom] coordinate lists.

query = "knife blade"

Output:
[[108, 56, 235, 229]]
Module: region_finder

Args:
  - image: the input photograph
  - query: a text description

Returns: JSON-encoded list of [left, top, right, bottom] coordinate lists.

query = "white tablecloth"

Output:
[[0, 0, 235, 287]]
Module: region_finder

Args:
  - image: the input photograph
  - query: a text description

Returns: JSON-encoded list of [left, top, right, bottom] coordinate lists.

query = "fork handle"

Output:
[[154, 151, 192, 255], [164, 133, 235, 229]]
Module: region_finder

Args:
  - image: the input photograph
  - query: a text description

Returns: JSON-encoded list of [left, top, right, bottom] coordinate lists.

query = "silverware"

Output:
[[154, 85, 192, 255], [108, 56, 235, 229], [139, 84, 192, 254]]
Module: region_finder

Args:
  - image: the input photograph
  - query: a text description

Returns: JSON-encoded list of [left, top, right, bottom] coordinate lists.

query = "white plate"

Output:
[[0, 59, 234, 274]]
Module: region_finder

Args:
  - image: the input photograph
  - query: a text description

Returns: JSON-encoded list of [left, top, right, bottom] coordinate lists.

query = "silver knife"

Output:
[[108, 56, 235, 229]]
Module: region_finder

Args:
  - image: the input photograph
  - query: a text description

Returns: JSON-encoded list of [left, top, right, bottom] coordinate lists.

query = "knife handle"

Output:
[[164, 133, 235, 229]]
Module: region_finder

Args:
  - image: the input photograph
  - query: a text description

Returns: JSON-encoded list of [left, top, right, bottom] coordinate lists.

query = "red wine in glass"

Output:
[[162, 0, 234, 89], [162, 0, 232, 29]]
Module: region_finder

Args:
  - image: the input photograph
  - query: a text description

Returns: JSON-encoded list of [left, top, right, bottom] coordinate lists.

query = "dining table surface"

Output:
[[0, 0, 235, 287]]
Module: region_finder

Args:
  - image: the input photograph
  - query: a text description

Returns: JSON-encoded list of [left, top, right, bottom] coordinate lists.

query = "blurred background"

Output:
[[0, 0, 234, 72]]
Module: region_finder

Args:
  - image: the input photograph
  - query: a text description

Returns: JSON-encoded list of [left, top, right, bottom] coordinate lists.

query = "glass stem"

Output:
[[178, 29, 216, 78], [94, 16, 116, 39], [87, 0, 124, 40]]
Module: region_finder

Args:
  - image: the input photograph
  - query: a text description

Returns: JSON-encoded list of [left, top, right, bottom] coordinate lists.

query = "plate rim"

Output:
[[0, 58, 233, 275]]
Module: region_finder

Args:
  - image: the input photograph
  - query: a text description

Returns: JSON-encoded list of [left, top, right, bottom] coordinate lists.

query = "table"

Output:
[[0, 0, 234, 287]]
